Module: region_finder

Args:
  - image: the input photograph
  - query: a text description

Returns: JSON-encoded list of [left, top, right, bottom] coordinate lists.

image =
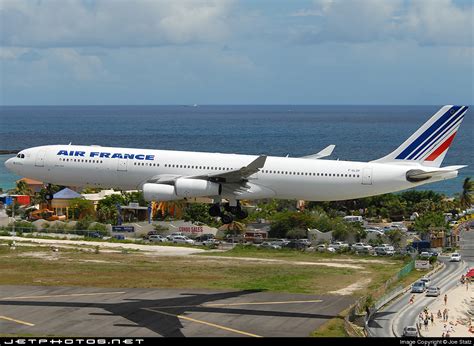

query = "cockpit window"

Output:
[[16, 154, 25, 159]]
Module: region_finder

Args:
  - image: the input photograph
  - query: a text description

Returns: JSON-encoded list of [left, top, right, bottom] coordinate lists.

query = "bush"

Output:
[[7, 221, 35, 233]]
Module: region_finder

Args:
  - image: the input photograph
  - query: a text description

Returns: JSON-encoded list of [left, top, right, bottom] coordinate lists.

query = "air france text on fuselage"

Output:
[[57, 150, 155, 161]]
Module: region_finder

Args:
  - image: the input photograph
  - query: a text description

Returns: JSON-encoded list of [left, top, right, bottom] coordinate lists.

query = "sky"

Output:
[[0, 0, 473, 105]]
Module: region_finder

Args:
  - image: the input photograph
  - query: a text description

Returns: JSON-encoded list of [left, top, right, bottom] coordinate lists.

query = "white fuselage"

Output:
[[5, 144, 454, 201]]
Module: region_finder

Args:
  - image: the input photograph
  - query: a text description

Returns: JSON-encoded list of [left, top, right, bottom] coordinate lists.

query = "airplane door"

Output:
[[117, 159, 127, 171], [35, 149, 46, 167], [362, 168, 373, 185]]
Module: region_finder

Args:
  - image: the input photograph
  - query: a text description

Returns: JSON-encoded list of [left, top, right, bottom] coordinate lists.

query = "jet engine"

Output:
[[175, 178, 221, 198], [143, 179, 221, 201], [143, 183, 180, 201]]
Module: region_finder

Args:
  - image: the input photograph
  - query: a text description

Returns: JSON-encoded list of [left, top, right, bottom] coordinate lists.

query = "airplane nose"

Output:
[[4, 157, 14, 171]]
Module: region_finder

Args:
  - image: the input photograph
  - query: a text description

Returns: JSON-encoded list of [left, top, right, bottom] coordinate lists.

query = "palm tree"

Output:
[[460, 177, 473, 209], [15, 180, 32, 195]]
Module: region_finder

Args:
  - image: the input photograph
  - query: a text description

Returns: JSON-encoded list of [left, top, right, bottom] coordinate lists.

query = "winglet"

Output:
[[302, 145, 335, 160], [242, 155, 267, 175]]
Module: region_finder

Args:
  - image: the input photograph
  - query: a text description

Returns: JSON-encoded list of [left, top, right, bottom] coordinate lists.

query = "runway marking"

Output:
[[142, 308, 261, 337], [151, 299, 323, 309], [204, 299, 323, 307], [0, 315, 35, 326], [0, 292, 126, 300]]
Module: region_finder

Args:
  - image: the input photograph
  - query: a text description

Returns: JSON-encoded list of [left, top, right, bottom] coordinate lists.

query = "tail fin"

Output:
[[372, 105, 468, 168]]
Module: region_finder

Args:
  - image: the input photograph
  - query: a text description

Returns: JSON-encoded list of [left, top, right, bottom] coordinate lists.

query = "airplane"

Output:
[[4, 105, 469, 224]]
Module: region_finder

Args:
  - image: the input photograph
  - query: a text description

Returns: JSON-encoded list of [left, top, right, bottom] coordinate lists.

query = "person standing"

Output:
[[444, 294, 448, 305]]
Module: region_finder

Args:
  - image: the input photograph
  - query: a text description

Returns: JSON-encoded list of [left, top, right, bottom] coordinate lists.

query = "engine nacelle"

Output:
[[143, 183, 180, 201], [175, 178, 221, 198]]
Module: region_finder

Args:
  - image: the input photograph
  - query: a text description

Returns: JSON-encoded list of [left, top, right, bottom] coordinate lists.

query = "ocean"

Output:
[[0, 105, 472, 196]]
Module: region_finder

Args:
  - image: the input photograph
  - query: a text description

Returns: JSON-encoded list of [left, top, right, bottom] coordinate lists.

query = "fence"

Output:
[[344, 259, 416, 337]]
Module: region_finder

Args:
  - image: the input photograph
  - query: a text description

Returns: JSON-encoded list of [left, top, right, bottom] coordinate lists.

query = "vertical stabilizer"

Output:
[[372, 105, 468, 167]]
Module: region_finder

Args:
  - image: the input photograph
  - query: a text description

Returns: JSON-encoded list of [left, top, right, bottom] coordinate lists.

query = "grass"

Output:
[[311, 308, 350, 337], [201, 244, 385, 262], [0, 245, 359, 294]]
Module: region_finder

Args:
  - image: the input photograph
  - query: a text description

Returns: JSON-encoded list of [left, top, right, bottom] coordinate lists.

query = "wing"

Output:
[[301, 145, 335, 159], [144, 155, 267, 185], [190, 155, 267, 183]]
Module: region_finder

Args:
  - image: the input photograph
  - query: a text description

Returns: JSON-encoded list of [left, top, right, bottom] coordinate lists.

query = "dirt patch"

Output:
[[329, 278, 372, 295], [17, 251, 61, 261], [196, 255, 364, 269]]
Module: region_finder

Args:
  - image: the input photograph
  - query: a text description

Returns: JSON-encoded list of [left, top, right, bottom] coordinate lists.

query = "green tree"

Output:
[[183, 203, 217, 226], [269, 211, 316, 238], [386, 229, 403, 249], [32, 185, 62, 205], [412, 212, 448, 236], [460, 177, 473, 209], [15, 180, 32, 195], [69, 198, 95, 220], [97, 194, 126, 224]]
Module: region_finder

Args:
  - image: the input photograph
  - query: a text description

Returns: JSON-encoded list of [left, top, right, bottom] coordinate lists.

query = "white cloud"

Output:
[[292, 0, 473, 46], [1, 0, 234, 48]]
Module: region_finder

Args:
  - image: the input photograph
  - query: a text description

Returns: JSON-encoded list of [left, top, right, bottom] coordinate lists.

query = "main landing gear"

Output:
[[209, 202, 248, 224]]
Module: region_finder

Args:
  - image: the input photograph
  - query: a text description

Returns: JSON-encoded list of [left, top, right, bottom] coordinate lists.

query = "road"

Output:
[[368, 227, 473, 337]]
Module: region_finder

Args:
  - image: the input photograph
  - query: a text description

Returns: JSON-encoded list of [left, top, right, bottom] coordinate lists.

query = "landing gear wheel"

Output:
[[209, 204, 221, 217], [236, 209, 248, 220], [221, 214, 234, 224]]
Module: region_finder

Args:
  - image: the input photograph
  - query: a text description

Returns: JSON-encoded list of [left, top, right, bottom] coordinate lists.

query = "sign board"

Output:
[[178, 226, 203, 234], [415, 260, 430, 270], [129, 202, 139, 208], [112, 225, 135, 233]]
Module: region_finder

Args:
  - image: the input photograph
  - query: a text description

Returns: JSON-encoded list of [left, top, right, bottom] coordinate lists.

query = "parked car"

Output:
[[329, 241, 349, 250], [87, 232, 102, 239], [426, 286, 441, 297], [194, 234, 215, 242], [352, 243, 373, 253], [381, 244, 395, 251], [112, 234, 125, 240], [202, 239, 220, 247], [419, 251, 431, 259], [149, 234, 166, 243], [297, 239, 312, 247], [260, 242, 281, 250], [272, 239, 290, 247], [402, 326, 418, 337], [171, 236, 195, 245], [374, 247, 394, 256], [450, 253, 461, 262], [315, 244, 336, 253], [285, 240, 307, 250], [411, 281, 426, 293]]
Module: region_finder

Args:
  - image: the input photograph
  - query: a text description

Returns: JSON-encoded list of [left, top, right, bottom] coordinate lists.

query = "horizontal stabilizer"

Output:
[[406, 165, 467, 182], [302, 145, 335, 160]]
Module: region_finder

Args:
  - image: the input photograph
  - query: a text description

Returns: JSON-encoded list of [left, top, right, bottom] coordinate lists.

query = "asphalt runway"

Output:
[[0, 286, 354, 337]]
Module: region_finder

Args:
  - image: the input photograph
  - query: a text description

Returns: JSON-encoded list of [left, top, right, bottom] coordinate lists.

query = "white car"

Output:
[[420, 277, 431, 287], [149, 234, 166, 242], [352, 243, 373, 252], [171, 236, 195, 245], [450, 253, 461, 262], [330, 241, 349, 250]]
